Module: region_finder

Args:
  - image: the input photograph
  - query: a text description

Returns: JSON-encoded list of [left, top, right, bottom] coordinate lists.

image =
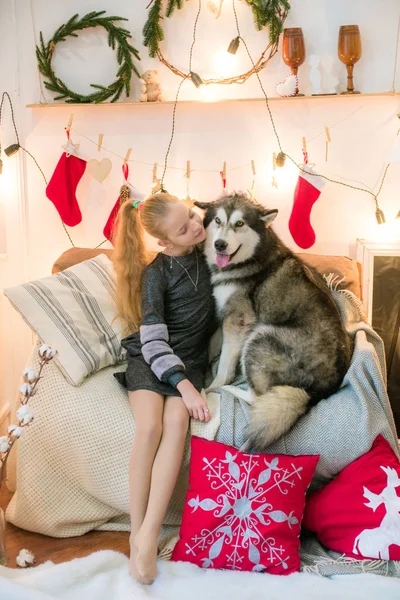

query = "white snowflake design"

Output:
[[185, 451, 304, 572]]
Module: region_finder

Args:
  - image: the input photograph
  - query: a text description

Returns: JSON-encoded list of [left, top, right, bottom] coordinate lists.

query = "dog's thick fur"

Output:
[[195, 193, 353, 451]]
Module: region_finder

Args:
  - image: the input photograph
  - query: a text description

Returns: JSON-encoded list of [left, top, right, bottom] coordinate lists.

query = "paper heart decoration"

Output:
[[276, 74, 298, 97], [86, 158, 112, 183]]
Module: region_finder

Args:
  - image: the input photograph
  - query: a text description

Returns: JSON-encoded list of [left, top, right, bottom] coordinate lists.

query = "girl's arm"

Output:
[[140, 265, 188, 388]]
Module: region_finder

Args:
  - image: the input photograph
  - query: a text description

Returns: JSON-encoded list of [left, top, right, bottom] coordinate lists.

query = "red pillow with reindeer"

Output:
[[303, 435, 400, 561], [171, 436, 319, 574]]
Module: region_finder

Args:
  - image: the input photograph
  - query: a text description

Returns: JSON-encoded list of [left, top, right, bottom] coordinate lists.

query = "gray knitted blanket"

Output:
[[159, 286, 400, 579]]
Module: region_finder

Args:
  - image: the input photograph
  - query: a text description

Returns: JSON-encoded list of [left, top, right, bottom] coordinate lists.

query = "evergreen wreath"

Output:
[[143, 0, 290, 85], [36, 11, 141, 103]]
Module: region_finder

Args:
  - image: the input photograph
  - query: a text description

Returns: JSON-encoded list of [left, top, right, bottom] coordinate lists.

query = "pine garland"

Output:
[[143, 0, 290, 58], [245, 0, 291, 41], [143, 0, 165, 59], [36, 11, 141, 103]]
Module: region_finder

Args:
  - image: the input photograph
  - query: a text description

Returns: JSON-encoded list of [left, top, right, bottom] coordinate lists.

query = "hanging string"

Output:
[[0, 92, 20, 151], [0, 92, 110, 249], [160, 77, 188, 190], [305, 105, 364, 145], [67, 101, 368, 174], [160, 0, 203, 190], [0, 91, 76, 246], [231, 0, 391, 213]]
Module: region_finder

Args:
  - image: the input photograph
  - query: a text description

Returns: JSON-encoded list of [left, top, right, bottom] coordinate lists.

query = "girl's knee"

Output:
[[135, 421, 163, 445], [163, 404, 189, 432]]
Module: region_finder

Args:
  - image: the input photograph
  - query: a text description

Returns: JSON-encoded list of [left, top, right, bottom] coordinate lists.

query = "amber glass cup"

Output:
[[282, 28, 306, 95], [338, 25, 362, 94]]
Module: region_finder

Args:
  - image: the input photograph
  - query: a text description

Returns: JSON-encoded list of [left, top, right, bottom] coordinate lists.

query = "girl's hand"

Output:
[[176, 380, 211, 422]]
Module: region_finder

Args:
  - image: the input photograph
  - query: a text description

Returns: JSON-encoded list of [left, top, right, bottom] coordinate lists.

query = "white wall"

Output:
[[0, 0, 34, 423], [0, 0, 399, 410]]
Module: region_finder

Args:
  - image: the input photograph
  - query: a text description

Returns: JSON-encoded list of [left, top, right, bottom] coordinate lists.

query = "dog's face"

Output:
[[195, 194, 277, 269]]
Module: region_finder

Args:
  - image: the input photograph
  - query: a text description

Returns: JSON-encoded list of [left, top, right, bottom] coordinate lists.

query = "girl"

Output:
[[113, 193, 215, 585]]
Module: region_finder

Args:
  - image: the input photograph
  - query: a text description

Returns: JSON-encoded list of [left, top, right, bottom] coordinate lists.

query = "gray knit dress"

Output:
[[114, 249, 216, 397]]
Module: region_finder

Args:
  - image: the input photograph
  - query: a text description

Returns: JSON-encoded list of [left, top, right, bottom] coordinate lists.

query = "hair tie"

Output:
[[132, 199, 143, 210]]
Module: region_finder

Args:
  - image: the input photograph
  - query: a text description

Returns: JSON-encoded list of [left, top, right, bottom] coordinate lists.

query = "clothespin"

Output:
[[66, 113, 74, 134], [271, 152, 278, 188], [220, 161, 227, 190], [249, 160, 256, 197], [184, 160, 194, 206], [302, 137, 308, 165], [152, 162, 162, 193], [64, 113, 74, 142], [124, 148, 132, 165], [324, 126, 331, 162], [97, 133, 104, 152]]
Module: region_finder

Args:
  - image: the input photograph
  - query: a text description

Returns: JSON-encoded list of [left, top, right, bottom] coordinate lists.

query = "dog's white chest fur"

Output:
[[214, 283, 238, 312]]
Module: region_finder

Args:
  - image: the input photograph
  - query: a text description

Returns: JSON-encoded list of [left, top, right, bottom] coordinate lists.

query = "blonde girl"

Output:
[[113, 193, 215, 585]]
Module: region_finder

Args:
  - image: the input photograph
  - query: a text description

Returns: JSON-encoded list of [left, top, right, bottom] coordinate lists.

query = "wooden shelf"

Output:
[[26, 91, 399, 108]]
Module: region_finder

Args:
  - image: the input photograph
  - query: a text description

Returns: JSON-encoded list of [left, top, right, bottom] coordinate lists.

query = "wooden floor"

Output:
[[0, 485, 130, 568]]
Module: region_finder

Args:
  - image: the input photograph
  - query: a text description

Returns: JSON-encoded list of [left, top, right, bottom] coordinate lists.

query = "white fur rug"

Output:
[[0, 551, 400, 600]]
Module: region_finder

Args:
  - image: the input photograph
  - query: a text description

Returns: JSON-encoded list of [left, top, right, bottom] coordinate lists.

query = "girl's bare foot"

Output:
[[133, 529, 158, 585], [129, 536, 140, 581]]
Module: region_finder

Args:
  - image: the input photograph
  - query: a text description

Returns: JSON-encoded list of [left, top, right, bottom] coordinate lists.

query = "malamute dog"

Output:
[[195, 193, 353, 451]]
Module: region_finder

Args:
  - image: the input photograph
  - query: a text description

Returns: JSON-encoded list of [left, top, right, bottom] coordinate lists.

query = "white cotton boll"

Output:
[[23, 368, 37, 383], [16, 405, 34, 425], [8, 425, 23, 438], [16, 549, 35, 567], [39, 344, 56, 359], [20, 382, 32, 397], [39, 343, 49, 357], [0, 436, 9, 453]]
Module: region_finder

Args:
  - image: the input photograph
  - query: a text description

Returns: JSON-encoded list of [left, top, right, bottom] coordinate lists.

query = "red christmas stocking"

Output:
[[103, 186, 129, 242], [46, 152, 86, 227], [104, 164, 131, 243], [288, 165, 327, 249]]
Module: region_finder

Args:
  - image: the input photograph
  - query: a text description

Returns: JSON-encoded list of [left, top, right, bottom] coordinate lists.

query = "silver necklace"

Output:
[[169, 247, 199, 292]]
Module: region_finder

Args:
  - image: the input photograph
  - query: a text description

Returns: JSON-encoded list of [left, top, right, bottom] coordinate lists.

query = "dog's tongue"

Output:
[[216, 253, 230, 268]]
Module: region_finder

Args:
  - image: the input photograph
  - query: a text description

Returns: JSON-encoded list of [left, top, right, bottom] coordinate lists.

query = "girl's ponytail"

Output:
[[113, 192, 180, 333], [113, 200, 149, 334]]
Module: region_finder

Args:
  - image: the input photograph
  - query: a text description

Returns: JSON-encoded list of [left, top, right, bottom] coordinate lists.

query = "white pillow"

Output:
[[4, 254, 126, 386]]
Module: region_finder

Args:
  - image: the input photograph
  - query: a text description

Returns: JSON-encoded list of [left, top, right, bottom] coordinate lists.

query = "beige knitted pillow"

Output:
[[4, 254, 125, 386]]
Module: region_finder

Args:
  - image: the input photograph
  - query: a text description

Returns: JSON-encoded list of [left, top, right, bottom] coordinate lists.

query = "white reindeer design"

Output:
[[353, 466, 400, 560]]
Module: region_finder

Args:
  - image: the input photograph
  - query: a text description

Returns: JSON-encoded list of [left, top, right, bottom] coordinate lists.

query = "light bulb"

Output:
[[375, 207, 386, 225], [190, 72, 203, 88], [275, 152, 286, 168], [227, 37, 240, 55], [4, 143, 20, 157]]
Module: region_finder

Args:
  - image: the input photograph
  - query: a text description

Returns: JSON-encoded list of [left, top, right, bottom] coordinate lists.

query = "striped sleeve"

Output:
[[139, 265, 187, 388]]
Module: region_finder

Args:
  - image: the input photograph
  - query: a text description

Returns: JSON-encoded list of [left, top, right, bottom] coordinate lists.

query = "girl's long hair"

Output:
[[113, 192, 179, 333]]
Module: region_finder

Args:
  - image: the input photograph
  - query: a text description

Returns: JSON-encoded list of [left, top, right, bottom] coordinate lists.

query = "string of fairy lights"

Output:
[[0, 2, 399, 252], [157, 0, 398, 225]]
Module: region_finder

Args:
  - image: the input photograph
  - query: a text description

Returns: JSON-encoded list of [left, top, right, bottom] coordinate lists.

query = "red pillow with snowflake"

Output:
[[171, 436, 319, 574], [303, 435, 400, 560]]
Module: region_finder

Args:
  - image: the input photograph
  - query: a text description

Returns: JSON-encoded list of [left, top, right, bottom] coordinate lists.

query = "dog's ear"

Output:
[[193, 200, 212, 210], [260, 208, 278, 226]]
